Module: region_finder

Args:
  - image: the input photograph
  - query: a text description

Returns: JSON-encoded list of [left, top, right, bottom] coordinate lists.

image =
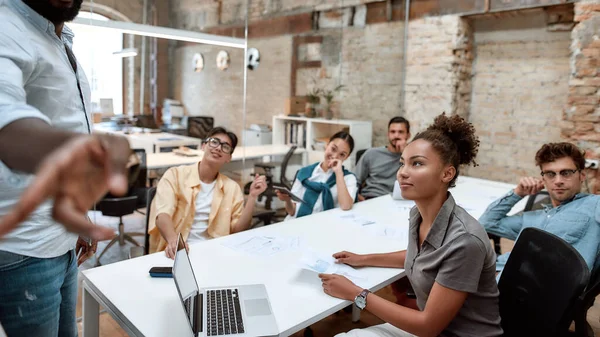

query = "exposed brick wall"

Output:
[[172, 35, 292, 140], [173, 45, 245, 135], [167, 0, 598, 191], [170, 0, 385, 29], [403, 15, 473, 132], [338, 22, 406, 147], [564, 0, 600, 193], [246, 36, 293, 127], [466, 10, 571, 182]]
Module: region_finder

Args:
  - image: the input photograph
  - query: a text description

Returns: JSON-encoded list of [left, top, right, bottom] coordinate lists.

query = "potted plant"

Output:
[[321, 84, 344, 120], [305, 87, 321, 118]]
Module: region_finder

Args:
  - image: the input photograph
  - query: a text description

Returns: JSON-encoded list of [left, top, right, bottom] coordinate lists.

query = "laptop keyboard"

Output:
[[207, 288, 245, 336]]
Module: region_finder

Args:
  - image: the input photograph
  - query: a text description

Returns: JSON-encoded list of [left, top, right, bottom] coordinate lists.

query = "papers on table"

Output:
[[338, 213, 376, 226], [299, 249, 368, 288], [222, 234, 301, 257], [337, 211, 409, 244]]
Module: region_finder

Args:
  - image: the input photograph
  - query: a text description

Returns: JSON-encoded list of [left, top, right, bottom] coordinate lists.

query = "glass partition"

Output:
[[69, 0, 408, 239]]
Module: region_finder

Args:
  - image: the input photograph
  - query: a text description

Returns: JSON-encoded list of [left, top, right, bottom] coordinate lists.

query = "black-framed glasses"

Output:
[[540, 169, 579, 180], [204, 137, 233, 154]]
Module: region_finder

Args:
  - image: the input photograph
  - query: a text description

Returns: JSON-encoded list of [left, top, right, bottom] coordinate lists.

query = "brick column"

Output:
[[404, 15, 473, 132], [564, 0, 600, 193]]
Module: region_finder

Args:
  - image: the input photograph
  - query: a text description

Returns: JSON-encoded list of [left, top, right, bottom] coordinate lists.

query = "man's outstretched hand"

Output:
[[0, 135, 131, 241]]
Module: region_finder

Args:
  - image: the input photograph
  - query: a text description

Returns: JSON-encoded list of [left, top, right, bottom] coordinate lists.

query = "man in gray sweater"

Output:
[[355, 117, 411, 201]]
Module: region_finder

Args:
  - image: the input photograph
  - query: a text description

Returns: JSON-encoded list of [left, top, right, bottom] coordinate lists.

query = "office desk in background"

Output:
[[146, 144, 308, 171], [81, 176, 524, 337], [94, 125, 202, 154]]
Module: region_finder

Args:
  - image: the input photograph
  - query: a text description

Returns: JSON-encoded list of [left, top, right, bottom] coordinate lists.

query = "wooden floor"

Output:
[[76, 238, 600, 337]]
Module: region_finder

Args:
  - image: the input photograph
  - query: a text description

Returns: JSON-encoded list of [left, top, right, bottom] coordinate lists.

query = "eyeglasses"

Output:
[[540, 169, 580, 180], [204, 137, 233, 154]]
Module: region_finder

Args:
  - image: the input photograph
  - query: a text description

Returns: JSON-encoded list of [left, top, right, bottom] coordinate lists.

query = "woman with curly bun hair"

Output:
[[319, 113, 503, 337]]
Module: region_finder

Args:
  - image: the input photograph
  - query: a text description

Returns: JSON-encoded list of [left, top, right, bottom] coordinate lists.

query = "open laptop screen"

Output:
[[173, 234, 198, 300]]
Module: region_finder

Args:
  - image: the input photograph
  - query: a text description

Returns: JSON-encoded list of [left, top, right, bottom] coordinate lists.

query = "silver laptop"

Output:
[[172, 234, 279, 337]]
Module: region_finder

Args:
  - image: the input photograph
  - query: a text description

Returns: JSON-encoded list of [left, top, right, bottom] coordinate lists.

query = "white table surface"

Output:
[[146, 145, 307, 170], [81, 175, 523, 337], [94, 126, 202, 154]]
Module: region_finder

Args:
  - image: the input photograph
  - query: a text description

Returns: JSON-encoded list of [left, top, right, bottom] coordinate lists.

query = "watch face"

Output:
[[355, 295, 367, 310]]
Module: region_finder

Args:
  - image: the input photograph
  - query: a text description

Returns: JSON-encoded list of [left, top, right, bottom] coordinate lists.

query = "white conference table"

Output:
[[81, 176, 523, 337], [94, 125, 202, 154], [146, 144, 308, 170]]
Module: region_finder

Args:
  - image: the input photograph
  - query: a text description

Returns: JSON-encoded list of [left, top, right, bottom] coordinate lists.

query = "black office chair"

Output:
[[95, 195, 141, 265], [570, 267, 600, 337], [355, 148, 367, 165], [187, 116, 214, 139], [244, 145, 297, 210], [498, 227, 590, 337], [131, 149, 149, 209], [129, 187, 157, 258], [524, 190, 551, 212], [95, 149, 148, 265], [134, 114, 158, 129], [487, 191, 551, 255]]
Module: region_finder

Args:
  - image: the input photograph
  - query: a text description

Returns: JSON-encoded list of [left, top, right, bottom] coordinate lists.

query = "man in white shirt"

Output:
[[0, 0, 130, 335]]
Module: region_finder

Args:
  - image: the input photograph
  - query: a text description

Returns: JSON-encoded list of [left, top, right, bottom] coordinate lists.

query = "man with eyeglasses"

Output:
[[480, 142, 600, 274], [147, 127, 268, 259]]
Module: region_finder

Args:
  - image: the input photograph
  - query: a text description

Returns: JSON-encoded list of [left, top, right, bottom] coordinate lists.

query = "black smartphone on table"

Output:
[[149, 266, 173, 278]]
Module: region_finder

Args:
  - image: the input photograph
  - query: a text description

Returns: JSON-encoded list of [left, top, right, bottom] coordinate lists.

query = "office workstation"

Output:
[[80, 177, 526, 337], [1, 1, 599, 337]]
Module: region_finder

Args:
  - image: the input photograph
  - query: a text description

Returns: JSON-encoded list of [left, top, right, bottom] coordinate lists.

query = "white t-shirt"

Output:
[[187, 180, 216, 244], [285, 162, 358, 220]]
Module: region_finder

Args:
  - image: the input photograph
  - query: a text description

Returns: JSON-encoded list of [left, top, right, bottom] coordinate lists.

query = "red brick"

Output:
[[570, 78, 600, 86], [568, 95, 600, 105], [574, 122, 595, 133], [570, 105, 596, 115], [582, 48, 600, 58], [573, 132, 600, 141], [576, 3, 600, 12], [577, 68, 599, 77], [569, 86, 599, 96]]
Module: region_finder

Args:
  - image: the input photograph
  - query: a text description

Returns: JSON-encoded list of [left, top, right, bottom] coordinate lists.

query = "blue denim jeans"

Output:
[[0, 249, 78, 337]]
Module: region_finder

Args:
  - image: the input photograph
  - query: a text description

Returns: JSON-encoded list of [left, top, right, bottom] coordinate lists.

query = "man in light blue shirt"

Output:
[[480, 142, 600, 275], [0, 0, 129, 335]]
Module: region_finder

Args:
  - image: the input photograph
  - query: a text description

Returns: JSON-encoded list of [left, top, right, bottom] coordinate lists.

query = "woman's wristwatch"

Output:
[[354, 289, 370, 310]]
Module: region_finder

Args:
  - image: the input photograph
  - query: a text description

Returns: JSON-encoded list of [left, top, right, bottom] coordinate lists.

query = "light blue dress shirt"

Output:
[[0, 0, 92, 258], [480, 189, 600, 274]]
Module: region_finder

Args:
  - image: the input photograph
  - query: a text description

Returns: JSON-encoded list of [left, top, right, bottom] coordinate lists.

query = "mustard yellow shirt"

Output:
[[148, 162, 244, 253]]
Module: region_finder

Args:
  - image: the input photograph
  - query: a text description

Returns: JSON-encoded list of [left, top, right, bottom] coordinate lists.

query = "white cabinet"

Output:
[[272, 115, 372, 170]]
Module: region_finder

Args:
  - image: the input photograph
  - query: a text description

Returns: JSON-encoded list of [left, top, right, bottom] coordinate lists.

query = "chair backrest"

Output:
[[96, 195, 139, 217], [131, 149, 148, 208], [574, 266, 600, 336], [187, 116, 214, 139], [144, 187, 157, 255], [524, 191, 550, 212], [135, 115, 158, 129], [355, 148, 367, 165], [498, 227, 590, 337], [279, 145, 297, 189]]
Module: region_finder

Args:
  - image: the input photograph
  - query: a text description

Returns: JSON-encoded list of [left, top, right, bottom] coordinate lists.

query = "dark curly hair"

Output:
[[412, 113, 480, 187], [535, 142, 585, 171]]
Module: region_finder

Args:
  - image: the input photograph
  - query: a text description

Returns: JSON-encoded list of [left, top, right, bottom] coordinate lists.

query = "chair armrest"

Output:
[[255, 162, 280, 170]]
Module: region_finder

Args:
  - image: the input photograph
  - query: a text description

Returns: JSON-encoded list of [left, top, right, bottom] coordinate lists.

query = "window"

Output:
[[68, 12, 124, 115]]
